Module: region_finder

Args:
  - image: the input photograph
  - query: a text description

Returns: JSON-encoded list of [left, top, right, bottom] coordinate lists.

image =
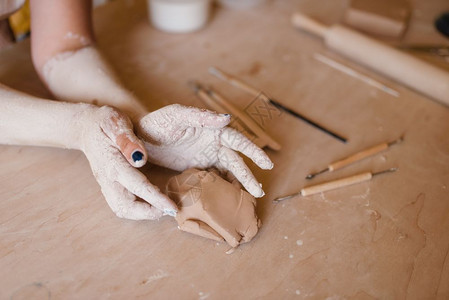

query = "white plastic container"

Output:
[[217, 0, 266, 10], [148, 0, 211, 33]]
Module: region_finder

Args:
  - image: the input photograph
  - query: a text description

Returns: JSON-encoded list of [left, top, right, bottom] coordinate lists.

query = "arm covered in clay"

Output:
[[30, 0, 147, 121], [30, 0, 273, 198], [0, 83, 177, 220]]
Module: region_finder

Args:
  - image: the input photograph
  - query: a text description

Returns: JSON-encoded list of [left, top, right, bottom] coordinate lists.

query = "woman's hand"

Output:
[[137, 104, 273, 198], [78, 105, 178, 220]]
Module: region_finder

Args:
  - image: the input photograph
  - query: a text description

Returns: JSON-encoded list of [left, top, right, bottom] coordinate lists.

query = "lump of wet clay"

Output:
[[166, 168, 261, 248]]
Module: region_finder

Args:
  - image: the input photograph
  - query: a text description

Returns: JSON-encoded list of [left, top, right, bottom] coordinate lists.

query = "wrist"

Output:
[[42, 46, 149, 122], [116, 92, 149, 124], [61, 103, 99, 150], [0, 86, 99, 150]]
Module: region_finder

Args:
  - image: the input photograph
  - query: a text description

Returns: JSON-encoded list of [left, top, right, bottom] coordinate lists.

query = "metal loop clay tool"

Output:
[[306, 136, 403, 180], [274, 167, 398, 202]]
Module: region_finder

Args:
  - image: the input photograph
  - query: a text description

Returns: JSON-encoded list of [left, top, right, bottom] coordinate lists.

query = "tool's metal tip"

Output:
[[388, 135, 405, 147], [305, 168, 329, 180], [373, 167, 398, 176], [273, 193, 300, 203], [187, 80, 202, 92], [205, 87, 215, 96], [208, 66, 225, 80]]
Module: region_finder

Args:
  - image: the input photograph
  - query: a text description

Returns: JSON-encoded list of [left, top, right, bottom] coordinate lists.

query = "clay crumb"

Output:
[[226, 247, 236, 255], [320, 192, 327, 200], [140, 270, 169, 285], [248, 62, 262, 76]]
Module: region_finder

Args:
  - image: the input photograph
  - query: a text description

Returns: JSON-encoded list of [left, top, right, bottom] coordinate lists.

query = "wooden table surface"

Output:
[[1, 0, 449, 299]]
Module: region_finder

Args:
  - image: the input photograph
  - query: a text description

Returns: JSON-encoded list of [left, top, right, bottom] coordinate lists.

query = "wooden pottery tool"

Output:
[[209, 67, 347, 143], [306, 136, 403, 179], [343, 0, 411, 38], [189, 81, 281, 150], [274, 167, 398, 202], [313, 53, 400, 97], [291, 13, 449, 106], [206, 87, 282, 150], [397, 45, 449, 63]]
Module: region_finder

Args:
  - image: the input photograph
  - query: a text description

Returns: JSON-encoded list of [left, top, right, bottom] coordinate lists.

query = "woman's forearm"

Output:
[[30, 0, 148, 121], [0, 83, 177, 219], [0, 83, 149, 168], [0, 83, 88, 149], [41, 46, 148, 121]]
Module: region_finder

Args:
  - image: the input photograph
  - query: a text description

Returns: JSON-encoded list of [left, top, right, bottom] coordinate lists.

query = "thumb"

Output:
[[98, 106, 148, 168]]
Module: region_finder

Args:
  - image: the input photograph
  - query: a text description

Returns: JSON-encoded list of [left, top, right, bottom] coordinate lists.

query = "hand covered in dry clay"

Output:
[[79, 105, 178, 220], [166, 168, 261, 248], [138, 104, 273, 198], [0, 82, 178, 220]]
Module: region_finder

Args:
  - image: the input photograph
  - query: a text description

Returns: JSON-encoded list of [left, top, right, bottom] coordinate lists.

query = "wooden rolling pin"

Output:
[[273, 168, 397, 201], [291, 13, 449, 106]]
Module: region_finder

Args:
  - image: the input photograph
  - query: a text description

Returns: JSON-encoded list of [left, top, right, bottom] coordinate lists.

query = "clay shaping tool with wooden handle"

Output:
[[209, 66, 347, 143], [206, 87, 282, 150], [291, 13, 449, 106], [189, 81, 281, 150], [306, 136, 403, 179], [273, 167, 397, 202], [313, 53, 400, 97]]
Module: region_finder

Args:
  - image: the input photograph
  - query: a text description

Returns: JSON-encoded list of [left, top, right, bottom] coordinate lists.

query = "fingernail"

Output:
[[163, 209, 177, 217], [132, 151, 144, 162]]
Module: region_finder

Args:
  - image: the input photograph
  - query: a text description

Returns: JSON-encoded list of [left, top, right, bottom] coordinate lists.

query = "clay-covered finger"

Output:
[[179, 220, 224, 242], [163, 104, 231, 128], [217, 147, 265, 198], [99, 106, 147, 168], [220, 127, 273, 169], [100, 180, 163, 220], [115, 162, 178, 215], [115, 131, 147, 168]]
